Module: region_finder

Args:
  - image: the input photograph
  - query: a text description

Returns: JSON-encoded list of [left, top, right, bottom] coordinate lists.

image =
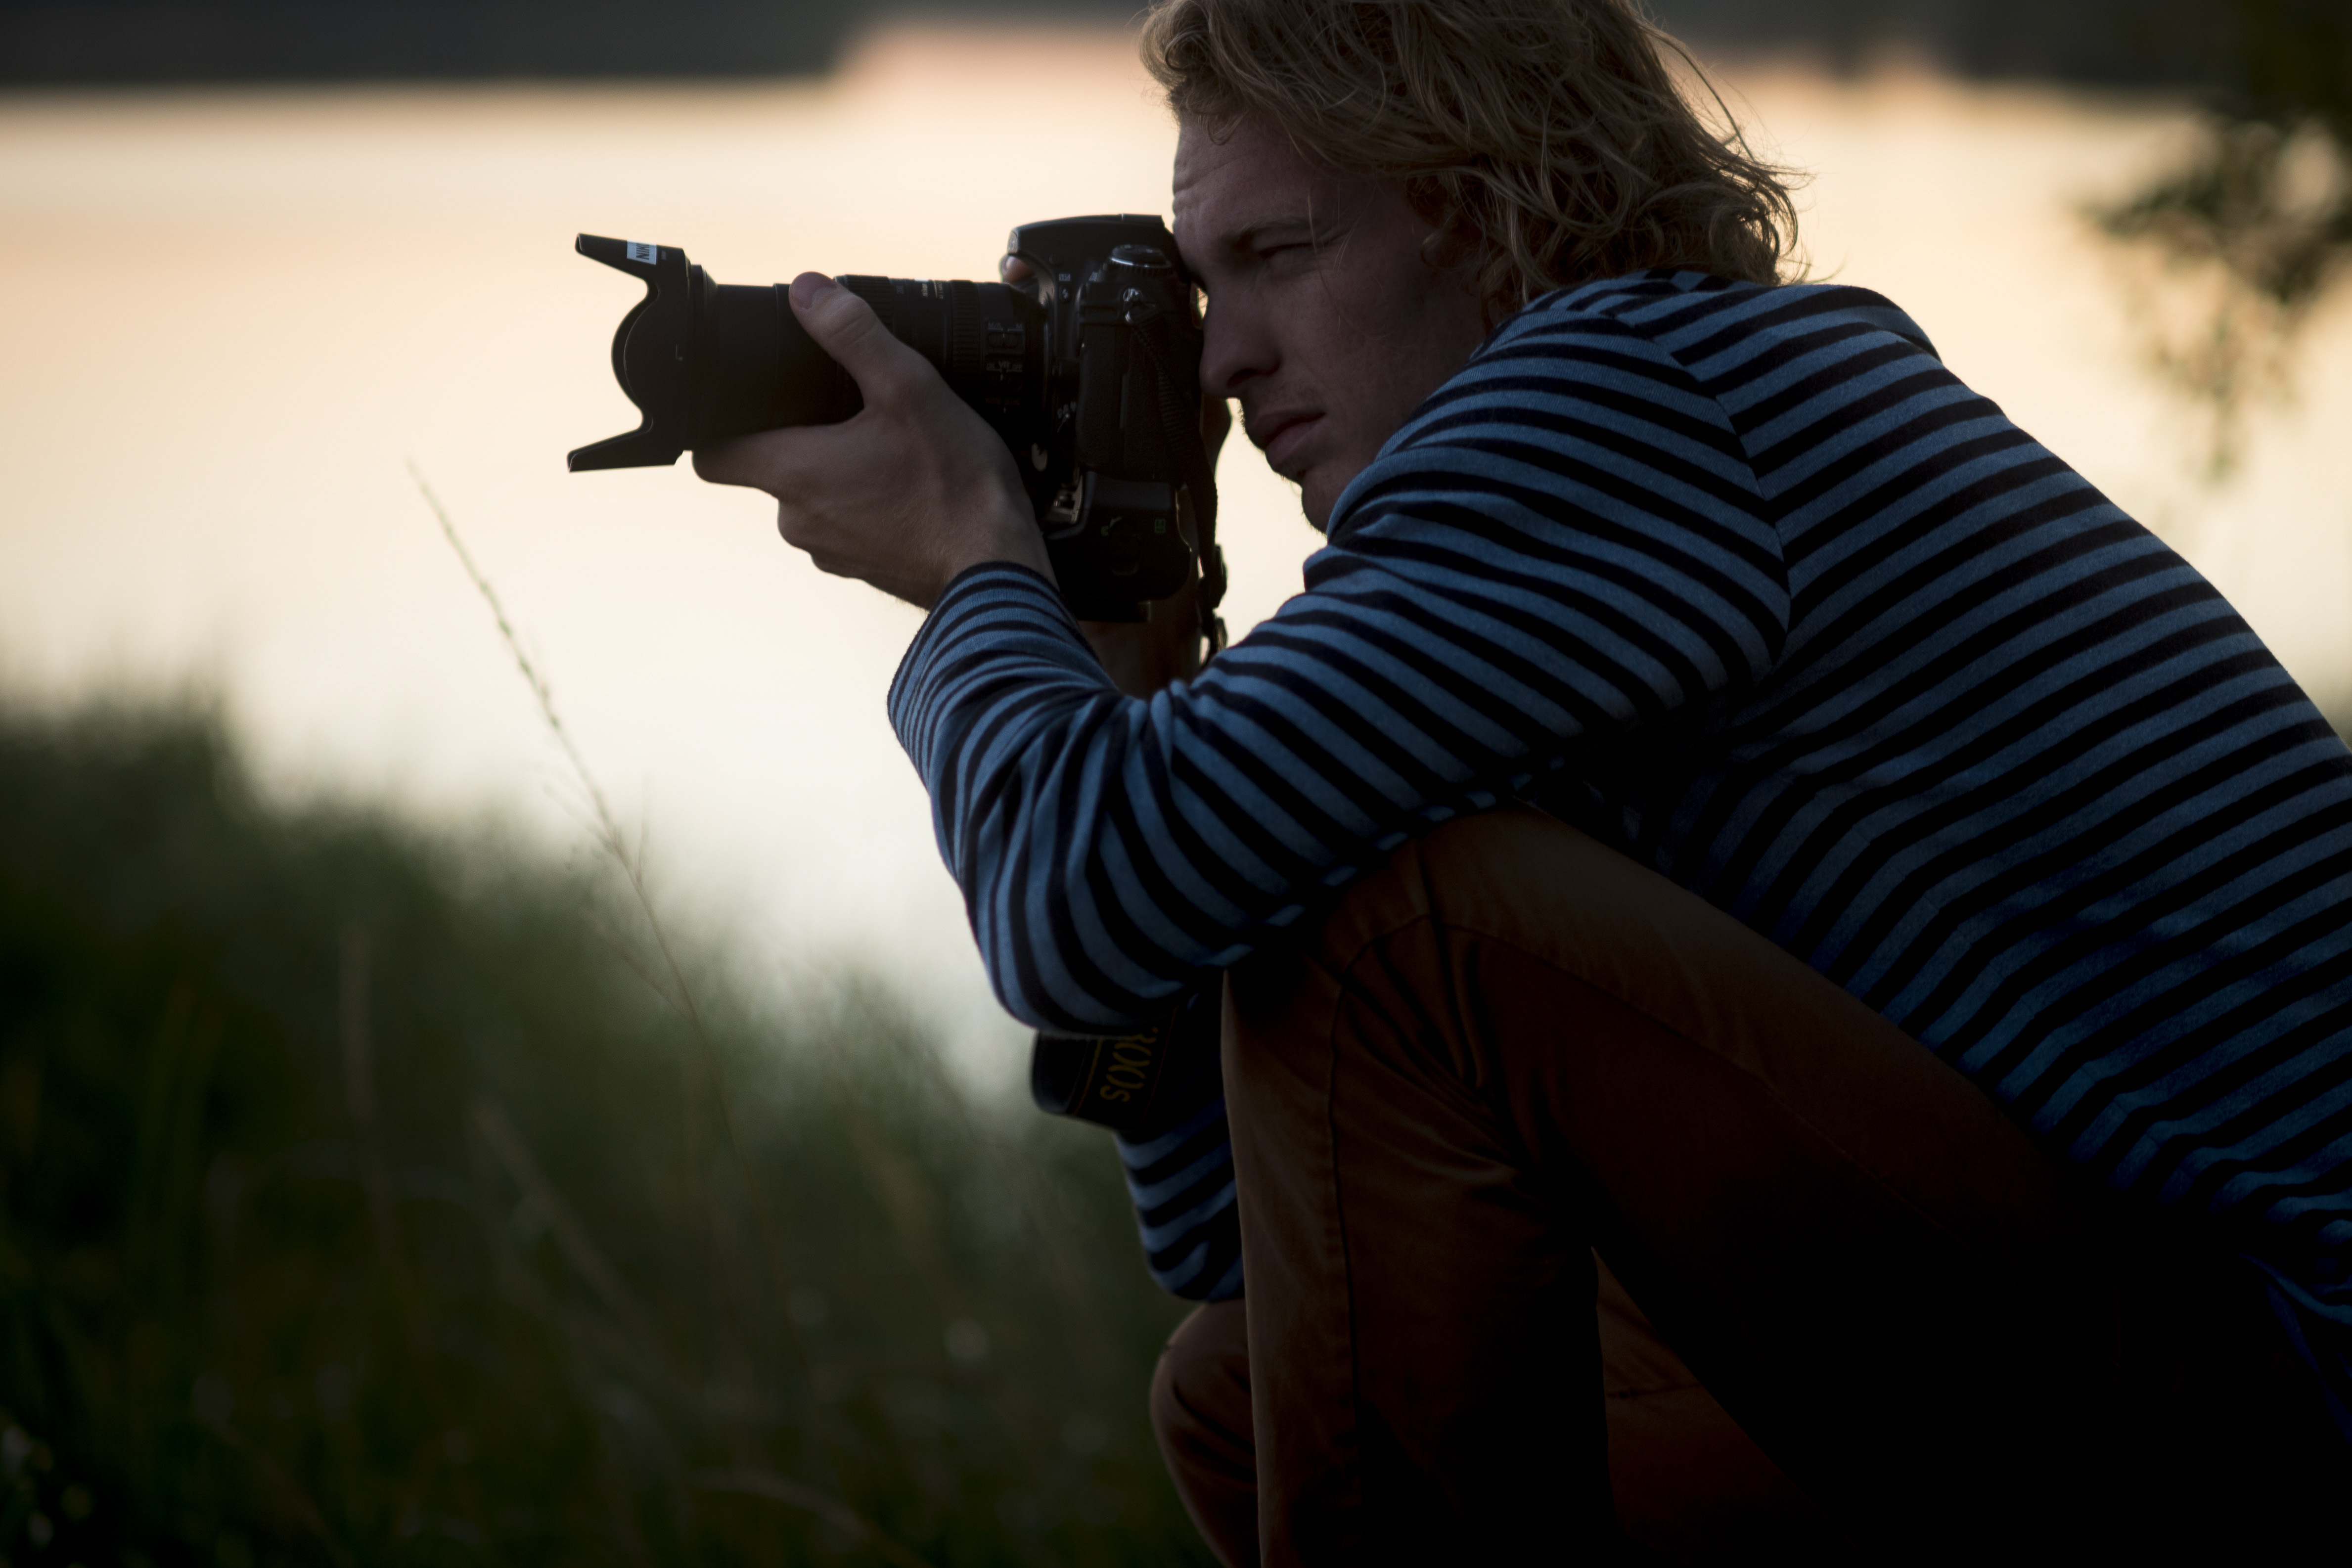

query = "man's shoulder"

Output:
[[1488, 270, 1942, 372]]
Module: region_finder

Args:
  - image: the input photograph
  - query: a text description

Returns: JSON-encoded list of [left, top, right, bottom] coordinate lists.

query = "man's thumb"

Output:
[[789, 270, 839, 313], [788, 272, 897, 385]]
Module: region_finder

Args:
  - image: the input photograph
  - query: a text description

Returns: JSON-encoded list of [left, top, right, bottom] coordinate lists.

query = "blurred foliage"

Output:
[[0, 697, 1207, 1566], [2088, 0, 2352, 477]]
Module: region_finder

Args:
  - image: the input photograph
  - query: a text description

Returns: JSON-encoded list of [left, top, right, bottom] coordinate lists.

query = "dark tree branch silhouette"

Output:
[[2090, 0, 2351, 477]]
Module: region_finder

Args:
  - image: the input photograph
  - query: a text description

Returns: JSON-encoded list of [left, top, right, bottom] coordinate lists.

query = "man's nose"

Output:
[[1196, 299, 1274, 401]]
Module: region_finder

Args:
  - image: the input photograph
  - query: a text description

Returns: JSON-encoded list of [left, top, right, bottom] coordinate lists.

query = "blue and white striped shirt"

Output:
[[889, 271, 2352, 1431]]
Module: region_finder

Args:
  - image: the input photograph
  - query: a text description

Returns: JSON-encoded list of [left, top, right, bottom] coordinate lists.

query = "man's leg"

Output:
[[1590, 1254, 1849, 1562], [1150, 1264, 1847, 1568], [1223, 805, 2112, 1565]]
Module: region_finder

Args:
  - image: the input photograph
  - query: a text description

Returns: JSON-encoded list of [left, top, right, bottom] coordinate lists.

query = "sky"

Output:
[[2, 24, 2347, 1085]]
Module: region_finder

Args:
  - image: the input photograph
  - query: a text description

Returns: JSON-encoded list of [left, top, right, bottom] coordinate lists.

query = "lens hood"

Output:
[[568, 235, 692, 470], [568, 234, 858, 471]]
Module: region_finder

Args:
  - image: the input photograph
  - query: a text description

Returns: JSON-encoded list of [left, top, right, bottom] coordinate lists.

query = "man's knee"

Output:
[[1150, 1300, 1258, 1567], [1223, 805, 1575, 1085], [1151, 1300, 1249, 1439], [1256, 803, 1589, 977], [1225, 803, 1695, 1061]]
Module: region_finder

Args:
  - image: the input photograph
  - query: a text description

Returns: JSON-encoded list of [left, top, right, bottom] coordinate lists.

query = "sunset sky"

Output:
[[4, 24, 2346, 1078]]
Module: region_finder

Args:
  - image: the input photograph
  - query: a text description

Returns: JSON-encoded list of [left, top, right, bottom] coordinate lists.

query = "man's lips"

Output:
[[1248, 410, 1323, 473]]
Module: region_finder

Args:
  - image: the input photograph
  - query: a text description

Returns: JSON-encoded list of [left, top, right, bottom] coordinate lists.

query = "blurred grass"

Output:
[[0, 695, 1208, 1566]]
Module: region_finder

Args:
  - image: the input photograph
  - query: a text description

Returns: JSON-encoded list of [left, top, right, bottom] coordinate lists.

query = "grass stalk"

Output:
[[404, 461, 861, 1505]]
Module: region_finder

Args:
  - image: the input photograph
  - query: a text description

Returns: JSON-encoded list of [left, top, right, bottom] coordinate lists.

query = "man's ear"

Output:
[[1402, 172, 1451, 230], [1405, 177, 1489, 275], [1406, 194, 1507, 329]]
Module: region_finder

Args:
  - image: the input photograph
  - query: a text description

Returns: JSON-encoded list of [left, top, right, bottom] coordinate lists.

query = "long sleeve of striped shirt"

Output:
[[888, 271, 2352, 1433]]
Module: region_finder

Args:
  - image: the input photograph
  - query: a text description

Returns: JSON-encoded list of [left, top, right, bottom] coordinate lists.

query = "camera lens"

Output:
[[695, 279, 857, 442], [838, 276, 1041, 438]]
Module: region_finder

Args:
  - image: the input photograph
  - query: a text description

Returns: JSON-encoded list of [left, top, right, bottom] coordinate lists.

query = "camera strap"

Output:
[[1030, 984, 1223, 1136], [1028, 313, 1232, 1139], [1126, 314, 1229, 659]]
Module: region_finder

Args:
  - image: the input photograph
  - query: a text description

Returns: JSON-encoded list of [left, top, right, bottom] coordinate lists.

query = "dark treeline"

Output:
[[1660, 0, 2290, 84], [0, 0, 2319, 90]]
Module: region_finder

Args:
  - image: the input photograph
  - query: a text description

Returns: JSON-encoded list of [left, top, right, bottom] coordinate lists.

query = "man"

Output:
[[697, 0, 2351, 1560]]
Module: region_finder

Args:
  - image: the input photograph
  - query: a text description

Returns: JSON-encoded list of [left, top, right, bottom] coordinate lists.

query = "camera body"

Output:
[[569, 217, 1222, 625]]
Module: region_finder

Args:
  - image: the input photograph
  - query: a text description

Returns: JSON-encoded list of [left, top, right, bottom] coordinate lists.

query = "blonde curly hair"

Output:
[[1140, 0, 1802, 318]]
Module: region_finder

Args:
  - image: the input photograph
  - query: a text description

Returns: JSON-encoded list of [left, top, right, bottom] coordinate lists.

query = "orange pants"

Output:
[[1148, 807, 2340, 1565]]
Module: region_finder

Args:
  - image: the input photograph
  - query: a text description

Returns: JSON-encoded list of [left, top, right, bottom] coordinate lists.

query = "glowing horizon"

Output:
[[3, 24, 2346, 1081]]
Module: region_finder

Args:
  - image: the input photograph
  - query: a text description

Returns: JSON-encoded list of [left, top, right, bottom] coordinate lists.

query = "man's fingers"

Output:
[[788, 272, 919, 401], [693, 426, 812, 489], [692, 422, 866, 498], [691, 431, 766, 488]]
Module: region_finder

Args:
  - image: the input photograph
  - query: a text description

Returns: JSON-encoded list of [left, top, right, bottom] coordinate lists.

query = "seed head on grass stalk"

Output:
[[405, 462, 953, 1557]]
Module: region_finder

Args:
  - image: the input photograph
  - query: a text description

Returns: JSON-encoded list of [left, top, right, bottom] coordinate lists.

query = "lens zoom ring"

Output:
[[948, 280, 985, 380]]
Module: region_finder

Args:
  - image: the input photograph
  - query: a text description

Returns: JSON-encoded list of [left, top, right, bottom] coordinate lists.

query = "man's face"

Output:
[[1173, 115, 1490, 530]]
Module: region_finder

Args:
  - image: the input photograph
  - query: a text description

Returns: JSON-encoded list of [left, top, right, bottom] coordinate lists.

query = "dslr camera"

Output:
[[569, 217, 1225, 635], [571, 216, 1230, 1131]]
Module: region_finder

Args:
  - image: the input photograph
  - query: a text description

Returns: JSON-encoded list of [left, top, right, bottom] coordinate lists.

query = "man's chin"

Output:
[[1295, 458, 1367, 533], [1298, 477, 1339, 532], [1268, 444, 1364, 530]]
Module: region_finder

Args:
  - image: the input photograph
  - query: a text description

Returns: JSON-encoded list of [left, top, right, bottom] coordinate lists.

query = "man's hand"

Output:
[[693, 273, 1052, 610]]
